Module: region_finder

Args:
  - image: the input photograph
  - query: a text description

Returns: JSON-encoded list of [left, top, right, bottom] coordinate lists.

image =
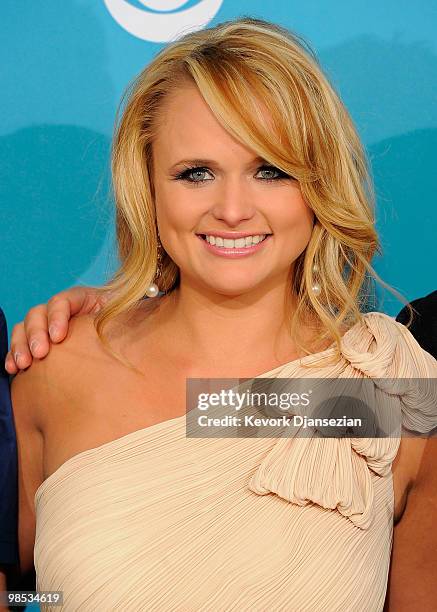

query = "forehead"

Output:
[[152, 84, 272, 165]]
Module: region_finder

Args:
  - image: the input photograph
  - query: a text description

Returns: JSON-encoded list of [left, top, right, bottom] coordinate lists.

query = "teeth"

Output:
[[204, 234, 267, 248]]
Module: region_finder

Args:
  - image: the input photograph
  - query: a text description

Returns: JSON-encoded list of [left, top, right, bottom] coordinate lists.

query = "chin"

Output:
[[201, 278, 267, 298]]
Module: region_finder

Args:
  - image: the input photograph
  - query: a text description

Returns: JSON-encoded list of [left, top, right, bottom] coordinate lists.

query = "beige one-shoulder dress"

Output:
[[34, 312, 437, 611]]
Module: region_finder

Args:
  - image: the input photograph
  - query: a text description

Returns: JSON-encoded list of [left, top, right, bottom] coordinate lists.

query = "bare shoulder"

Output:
[[11, 313, 105, 424], [11, 298, 163, 430], [48, 312, 106, 363]]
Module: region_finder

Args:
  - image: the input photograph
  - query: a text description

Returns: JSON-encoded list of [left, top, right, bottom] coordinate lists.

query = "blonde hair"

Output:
[[94, 16, 414, 369]]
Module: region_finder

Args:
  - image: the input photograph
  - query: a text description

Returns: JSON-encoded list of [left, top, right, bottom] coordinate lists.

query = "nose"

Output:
[[210, 177, 257, 227]]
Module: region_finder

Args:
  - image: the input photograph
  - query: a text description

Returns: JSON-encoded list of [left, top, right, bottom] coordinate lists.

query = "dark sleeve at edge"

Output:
[[0, 308, 19, 566]]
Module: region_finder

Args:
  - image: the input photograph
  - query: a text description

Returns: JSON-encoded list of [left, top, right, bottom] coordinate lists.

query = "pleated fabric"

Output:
[[34, 312, 437, 611]]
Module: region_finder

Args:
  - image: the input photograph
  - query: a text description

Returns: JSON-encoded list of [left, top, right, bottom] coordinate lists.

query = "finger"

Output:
[[93, 290, 113, 314], [45, 287, 94, 341], [47, 286, 104, 340], [91, 302, 103, 314], [9, 321, 37, 370], [5, 350, 18, 375], [45, 295, 74, 342], [22, 306, 51, 359]]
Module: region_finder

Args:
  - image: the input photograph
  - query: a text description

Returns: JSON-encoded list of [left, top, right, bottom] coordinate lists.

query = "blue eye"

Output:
[[175, 167, 213, 184], [173, 164, 293, 186], [256, 165, 291, 182]]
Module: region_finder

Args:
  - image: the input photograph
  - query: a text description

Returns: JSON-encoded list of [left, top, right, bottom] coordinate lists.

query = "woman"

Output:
[[10, 17, 437, 611]]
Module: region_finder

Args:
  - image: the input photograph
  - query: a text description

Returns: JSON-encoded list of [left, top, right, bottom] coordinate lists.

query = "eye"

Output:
[[172, 163, 294, 186], [255, 165, 292, 182], [174, 166, 213, 185]]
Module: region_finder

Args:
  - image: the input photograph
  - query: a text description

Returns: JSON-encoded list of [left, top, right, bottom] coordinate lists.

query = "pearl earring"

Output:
[[145, 239, 163, 298], [311, 262, 321, 296]]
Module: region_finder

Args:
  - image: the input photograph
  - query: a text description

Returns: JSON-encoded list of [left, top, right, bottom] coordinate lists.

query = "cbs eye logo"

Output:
[[103, 0, 224, 42]]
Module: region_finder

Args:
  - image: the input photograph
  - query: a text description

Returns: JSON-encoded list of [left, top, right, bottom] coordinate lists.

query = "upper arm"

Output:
[[8, 313, 98, 576], [10, 368, 44, 576], [385, 437, 437, 610]]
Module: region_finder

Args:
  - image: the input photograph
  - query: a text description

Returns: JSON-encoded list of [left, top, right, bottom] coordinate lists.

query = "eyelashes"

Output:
[[173, 164, 294, 186]]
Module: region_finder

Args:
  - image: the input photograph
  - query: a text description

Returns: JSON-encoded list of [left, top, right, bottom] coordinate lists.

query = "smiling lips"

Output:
[[197, 232, 273, 258]]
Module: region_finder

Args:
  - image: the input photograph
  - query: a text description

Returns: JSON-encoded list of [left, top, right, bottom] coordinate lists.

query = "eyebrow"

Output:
[[169, 156, 267, 170]]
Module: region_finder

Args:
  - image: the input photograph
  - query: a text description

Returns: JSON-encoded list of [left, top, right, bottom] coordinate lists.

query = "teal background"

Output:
[[1, 2, 436, 607], [1, 0, 436, 342]]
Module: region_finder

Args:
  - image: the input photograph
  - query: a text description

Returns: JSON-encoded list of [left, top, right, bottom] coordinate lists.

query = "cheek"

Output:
[[154, 187, 176, 262], [155, 182, 199, 232], [275, 191, 314, 235], [154, 183, 201, 266]]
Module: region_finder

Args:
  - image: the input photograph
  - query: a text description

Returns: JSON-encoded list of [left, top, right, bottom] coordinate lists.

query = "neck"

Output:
[[152, 276, 307, 373]]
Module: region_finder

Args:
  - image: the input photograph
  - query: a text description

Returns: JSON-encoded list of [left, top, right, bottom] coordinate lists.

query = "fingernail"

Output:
[[14, 352, 22, 365], [49, 325, 59, 340], [30, 339, 40, 354]]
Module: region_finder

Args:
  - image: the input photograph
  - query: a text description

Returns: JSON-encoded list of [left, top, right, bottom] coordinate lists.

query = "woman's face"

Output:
[[152, 84, 314, 297]]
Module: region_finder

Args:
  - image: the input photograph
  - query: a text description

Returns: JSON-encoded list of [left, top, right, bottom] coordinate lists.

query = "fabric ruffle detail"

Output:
[[248, 312, 437, 530], [249, 435, 399, 530]]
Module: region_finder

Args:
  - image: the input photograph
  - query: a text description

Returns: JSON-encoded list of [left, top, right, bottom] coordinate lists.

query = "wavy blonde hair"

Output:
[[94, 16, 414, 369]]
